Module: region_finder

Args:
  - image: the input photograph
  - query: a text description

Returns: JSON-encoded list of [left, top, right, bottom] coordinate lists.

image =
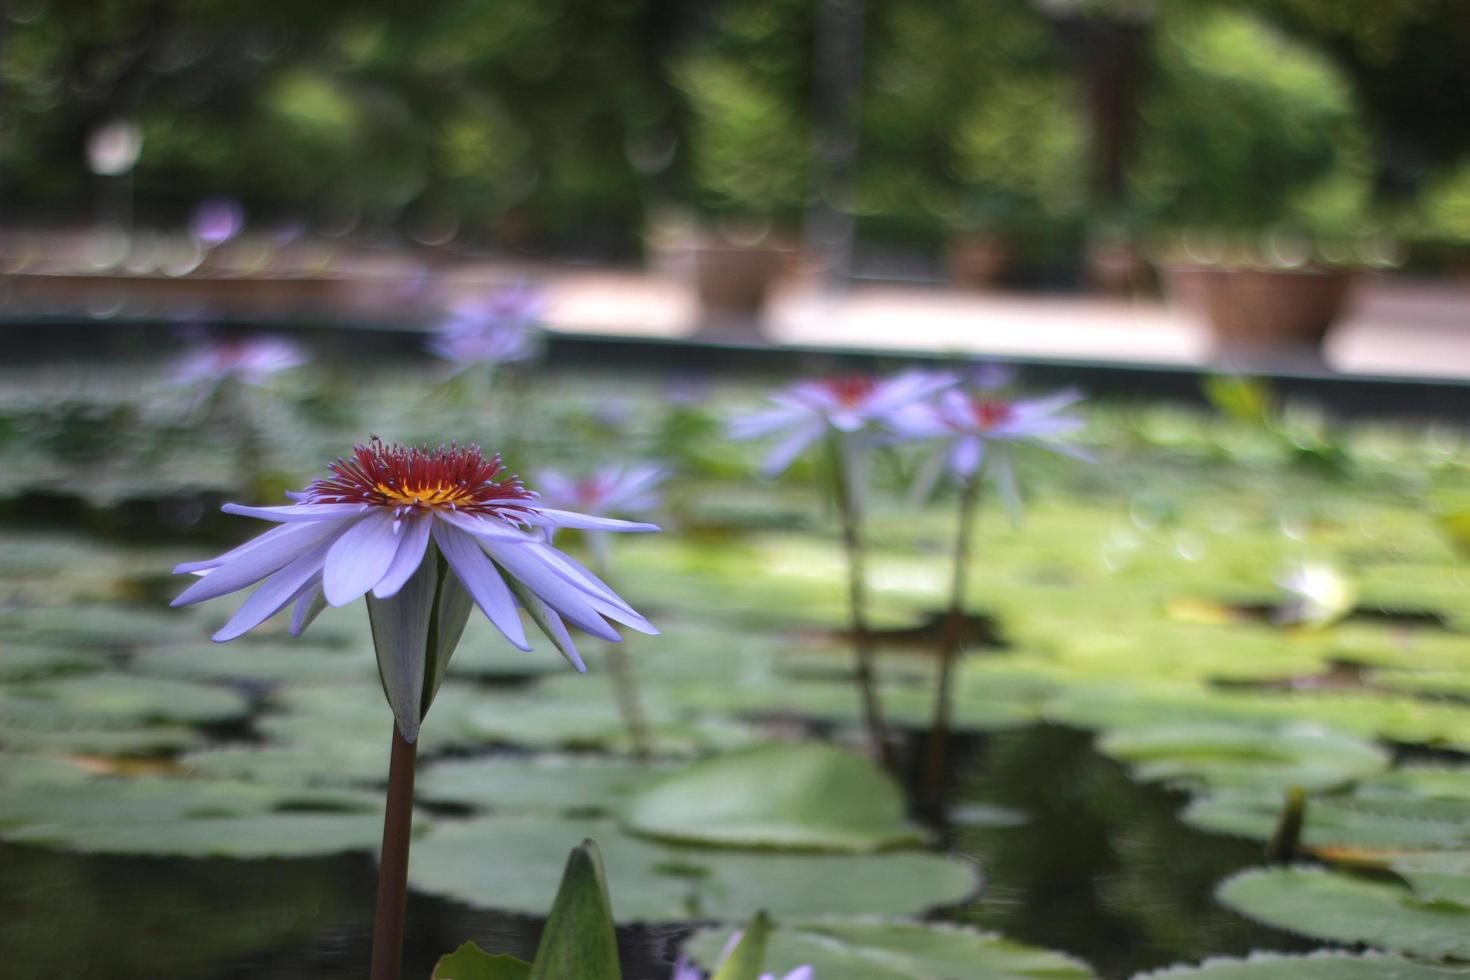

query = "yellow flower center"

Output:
[[375, 481, 473, 509]]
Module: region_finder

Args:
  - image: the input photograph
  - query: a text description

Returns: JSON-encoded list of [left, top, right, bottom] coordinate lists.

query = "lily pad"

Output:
[[1132, 951, 1470, 979], [417, 755, 652, 815], [1098, 723, 1389, 792], [625, 743, 922, 852], [1183, 794, 1470, 850], [1217, 866, 1470, 958], [407, 817, 979, 922], [0, 673, 249, 730], [683, 919, 1094, 980]]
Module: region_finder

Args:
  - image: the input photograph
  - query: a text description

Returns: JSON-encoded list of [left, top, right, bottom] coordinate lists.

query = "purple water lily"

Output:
[[537, 464, 668, 520], [171, 335, 308, 387], [172, 438, 658, 740], [894, 387, 1088, 520], [429, 283, 544, 370], [729, 371, 956, 476]]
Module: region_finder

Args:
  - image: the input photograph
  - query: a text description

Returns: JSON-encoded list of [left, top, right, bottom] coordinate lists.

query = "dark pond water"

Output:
[[0, 724, 1308, 980]]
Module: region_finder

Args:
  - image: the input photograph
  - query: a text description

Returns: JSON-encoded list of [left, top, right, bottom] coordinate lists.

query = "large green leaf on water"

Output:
[[1183, 794, 1470, 850], [417, 755, 652, 815], [1098, 723, 1389, 792], [0, 720, 206, 755], [1217, 866, 1470, 958], [407, 817, 978, 922], [0, 774, 390, 858], [0, 673, 249, 730], [182, 743, 389, 788], [1132, 951, 1470, 979], [625, 743, 922, 852], [683, 918, 1094, 979], [431, 943, 532, 980], [131, 642, 375, 686], [0, 605, 203, 647], [527, 840, 622, 980], [0, 643, 109, 681]]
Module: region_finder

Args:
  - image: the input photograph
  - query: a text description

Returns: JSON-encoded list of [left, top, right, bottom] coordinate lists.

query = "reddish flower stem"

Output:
[[370, 723, 418, 980]]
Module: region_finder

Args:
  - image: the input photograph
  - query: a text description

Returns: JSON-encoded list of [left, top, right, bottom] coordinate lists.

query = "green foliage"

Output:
[[407, 817, 979, 922], [710, 912, 773, 980], [1132, 8, 1374, 238], [685, 919, 1095, 979], [1132, 950, 1470, 979], [432, 943, 532, 980], [624, 743, 923, 852], [1217, 866, 1470, 958], [527, 840, 623, 980]]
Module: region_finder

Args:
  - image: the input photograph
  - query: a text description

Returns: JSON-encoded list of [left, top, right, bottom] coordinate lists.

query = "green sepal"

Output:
[[711, 911, 772, 980], [526, 839, 622, 980]]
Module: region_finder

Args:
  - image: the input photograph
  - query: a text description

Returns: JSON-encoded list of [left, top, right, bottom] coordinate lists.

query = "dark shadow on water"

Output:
[[932, 724, 1314, 979]]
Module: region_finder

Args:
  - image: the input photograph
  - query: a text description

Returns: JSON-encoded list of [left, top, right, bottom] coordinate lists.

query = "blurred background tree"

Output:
[[1, 0, 1467, 272]]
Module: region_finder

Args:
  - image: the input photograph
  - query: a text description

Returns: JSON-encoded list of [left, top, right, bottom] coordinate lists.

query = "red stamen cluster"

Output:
[[971, 398, 1014, 430], [820, 375, 879, 408], [307, 437, 538, 519]]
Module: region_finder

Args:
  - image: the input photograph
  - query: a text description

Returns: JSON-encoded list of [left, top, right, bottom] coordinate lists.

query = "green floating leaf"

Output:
[[1184, 794, 1470, 850], [1217, 866, 1470, 958], [684, 919, 1094, 980], [1098, 723, 1389, 793], [527, 840, 622, 980], [182, 743, 388, 788], [408, 817, 978, 923], [132, 642, 375, 686], [0, 775, 389, 858], [625, 743, 922, 852], [0, 673, 250, 730], [1132, 950, 1470, 979], [417, 755, 652, 816], [431, 943, 532, 980], [0, 643, 108, 681]]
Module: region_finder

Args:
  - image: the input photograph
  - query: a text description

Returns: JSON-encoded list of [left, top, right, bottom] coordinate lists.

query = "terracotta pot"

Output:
[[1167, 264, 1357, 356], [945, 234, 1014, 290], [690, 240, 789, 334]]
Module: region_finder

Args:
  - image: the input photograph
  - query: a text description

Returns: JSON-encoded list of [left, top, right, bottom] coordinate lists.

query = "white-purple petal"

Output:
[[212, 540, 333, 642], [372, 512, 433, 599], [762, 419, 825, 477], [433, 522, 531, 651], [323, 510, 402, 607], [481, 538, 622, 641], [173, 518, 345, 607], [529, 509, 660, 533], [222, 502, 370, 523]]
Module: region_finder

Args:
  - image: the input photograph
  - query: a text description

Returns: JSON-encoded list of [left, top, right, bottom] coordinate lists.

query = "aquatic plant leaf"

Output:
[[624, 743, 922, 852], [0, 673, 249, 730], [132, 642, 375, 685], [0, 643, 108, 681], [1098, 723, 1389, 792], [7, 809, 390, 858], [683, 918, 1094, 979], [527, 840, 622, 980], [431, 942, 532, 980], [1217, 866, 1470, 957], [182, 743, 388, 787], [407, 817, 978, 922], [1184, 794, 1470, 850], [710, 911, 772, 980], [1131, 950, 1470, 979], [417, 755, 653, 815]]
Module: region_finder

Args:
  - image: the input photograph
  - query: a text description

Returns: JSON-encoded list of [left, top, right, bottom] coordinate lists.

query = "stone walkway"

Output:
[[535, 268, 1470, 380]]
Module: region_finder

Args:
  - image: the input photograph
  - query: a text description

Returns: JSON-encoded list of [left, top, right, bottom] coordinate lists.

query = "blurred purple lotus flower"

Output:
[[894, 388, 1089, 520], [970, 359, 1018, 391], [190, 196, 245, 246], [729, 371, 955, 477], [172, 439, 659, 740], [538, 465, 668, 519], [171, 335, 308, 387], [429, 282, 544, 370]]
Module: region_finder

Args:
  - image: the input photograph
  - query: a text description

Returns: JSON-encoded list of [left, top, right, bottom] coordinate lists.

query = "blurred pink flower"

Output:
[[190, 196, 246, 246], [429, 282, 544, 370], [729, 370, 955, 476], [171, 335, 308, 387]]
